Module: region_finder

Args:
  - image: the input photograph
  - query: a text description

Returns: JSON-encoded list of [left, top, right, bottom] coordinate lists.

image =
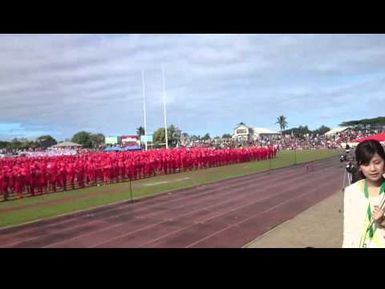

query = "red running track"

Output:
[[0, 157, 343, 248]]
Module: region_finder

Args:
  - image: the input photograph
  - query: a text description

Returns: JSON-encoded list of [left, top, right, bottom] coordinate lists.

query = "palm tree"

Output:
[[136, 126, 145, 138], [276, 115, 288, 134]]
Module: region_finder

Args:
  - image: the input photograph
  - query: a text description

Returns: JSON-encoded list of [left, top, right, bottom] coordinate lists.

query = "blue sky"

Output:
[[0, 34, 385, 141]]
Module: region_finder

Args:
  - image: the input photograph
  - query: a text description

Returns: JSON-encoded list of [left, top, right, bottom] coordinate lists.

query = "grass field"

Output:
[[0, 149, 342, 228]]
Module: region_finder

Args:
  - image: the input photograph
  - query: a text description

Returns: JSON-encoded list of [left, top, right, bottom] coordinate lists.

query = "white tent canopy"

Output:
[[253, 128, 279, 134], [51, 141, 82, 148], [324, 126, 350, 136]]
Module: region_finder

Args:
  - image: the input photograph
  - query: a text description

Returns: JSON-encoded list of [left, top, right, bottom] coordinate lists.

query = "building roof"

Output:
[[253, 128, 279, 134], [324, 126, 350, 136], [234, 123, 251, 130]]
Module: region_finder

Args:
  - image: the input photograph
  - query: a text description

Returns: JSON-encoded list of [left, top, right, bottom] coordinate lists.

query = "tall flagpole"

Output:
[[162, 65, 169, 149], [142, 70, 148, 151]]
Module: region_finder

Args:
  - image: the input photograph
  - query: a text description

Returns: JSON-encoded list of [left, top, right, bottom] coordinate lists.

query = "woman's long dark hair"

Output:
[[354, 140, 385, 181]]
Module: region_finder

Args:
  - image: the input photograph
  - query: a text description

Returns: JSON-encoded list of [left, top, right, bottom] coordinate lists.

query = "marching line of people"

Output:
[[0, 146, 278, 201]]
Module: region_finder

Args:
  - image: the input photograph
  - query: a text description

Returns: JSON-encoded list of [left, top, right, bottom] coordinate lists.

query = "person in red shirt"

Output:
[[137, 159, 144, 179], [151, 155, 158, 176], [31, 163, 39, 195], [76, 161, 85, 188], [117, 160, 125, 182], [113, 161, 119, 183], [87, 161, 97, 185], [58, 163, 66, 191], [143, 157, 151, 178], [103, 162, 111, 184], [13, 167, 24, 199], [66, 163, 75, 190], [127, 160, 135, 181], [95, 161, 102, 185], [46, 162, 57, 192], [40, 163, 48, 194], [171, 154, 178, 173], [8, 167, 15, 198], [1, 168, 10, 201], [23, 164, 33, 196], [0, 169, 6, 201]]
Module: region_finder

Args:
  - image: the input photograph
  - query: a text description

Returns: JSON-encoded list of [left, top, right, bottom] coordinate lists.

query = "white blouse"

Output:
[[343, 179, 385, 248]]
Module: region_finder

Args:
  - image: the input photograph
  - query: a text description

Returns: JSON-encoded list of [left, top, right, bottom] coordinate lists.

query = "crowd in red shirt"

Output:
[[0, 146, 277, 201]]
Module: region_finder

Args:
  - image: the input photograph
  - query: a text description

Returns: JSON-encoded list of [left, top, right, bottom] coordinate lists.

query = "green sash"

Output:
[[360, 179, 385, 247]]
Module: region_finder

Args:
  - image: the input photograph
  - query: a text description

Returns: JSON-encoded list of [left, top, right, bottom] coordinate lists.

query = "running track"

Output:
[[0, 157, 343, 248]]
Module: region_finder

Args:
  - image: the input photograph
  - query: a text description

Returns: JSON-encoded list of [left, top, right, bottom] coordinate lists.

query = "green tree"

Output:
[[222, 133, 232, 139], [340, 116, 385, 127], [72, 131, 92, 148], [202, 133, 210, 140], [90, 133, 105, 148], [153, 128, 165, 146], [313, 125, 330, 135], [283, 125, 311, 138], [9, 138, 22, 150], [29, 141, 39, 149], [0, 141, 9, 149], [190, 135, 198, 141], [18, 138, 33, 150], [36, 135, 57, 148], [276, 115, 288, 134], [153, 124, 181, 148], [298, 125, 311, 136]]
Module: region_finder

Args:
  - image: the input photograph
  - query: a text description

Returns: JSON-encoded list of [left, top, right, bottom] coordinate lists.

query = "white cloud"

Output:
[[0, 34, 385, 139]]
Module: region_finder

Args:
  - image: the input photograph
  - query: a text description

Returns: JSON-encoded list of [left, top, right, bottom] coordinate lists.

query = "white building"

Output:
[[232, 123, 253, 141], [252, 127, 280, 139], [232, 123, 279, 141]]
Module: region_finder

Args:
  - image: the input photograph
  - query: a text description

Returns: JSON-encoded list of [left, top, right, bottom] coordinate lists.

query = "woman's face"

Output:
[[360, 153, 385, 182]]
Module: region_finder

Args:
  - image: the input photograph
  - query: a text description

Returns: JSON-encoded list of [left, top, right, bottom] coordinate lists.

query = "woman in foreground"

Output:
[[343, 140, 385, 248]]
